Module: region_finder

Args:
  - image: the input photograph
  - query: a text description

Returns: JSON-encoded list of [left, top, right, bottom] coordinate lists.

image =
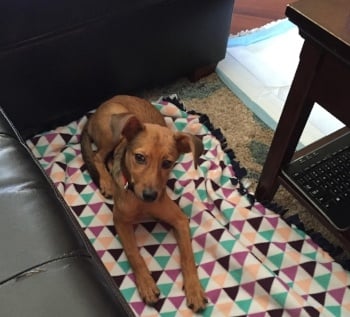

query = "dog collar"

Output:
[[122, 172, 131, 191]]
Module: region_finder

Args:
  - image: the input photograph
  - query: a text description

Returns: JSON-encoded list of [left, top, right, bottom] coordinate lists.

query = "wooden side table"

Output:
[[255, 0, 350, 246]]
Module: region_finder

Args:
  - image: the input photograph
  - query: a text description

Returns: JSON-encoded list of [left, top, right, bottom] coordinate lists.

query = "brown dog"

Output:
[[80, 95, 207, 312]]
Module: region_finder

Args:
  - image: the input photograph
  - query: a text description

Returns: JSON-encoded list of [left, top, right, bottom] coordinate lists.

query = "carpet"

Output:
[[27, 88, 350, 316], [216, 18, 344, 148]]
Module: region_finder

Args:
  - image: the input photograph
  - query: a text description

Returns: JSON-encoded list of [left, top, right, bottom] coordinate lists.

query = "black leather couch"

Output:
[[0, 0, 234, 315]]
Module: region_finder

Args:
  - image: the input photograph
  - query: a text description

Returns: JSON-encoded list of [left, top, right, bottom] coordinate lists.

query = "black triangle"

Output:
[[72, 204, 86, 216], [223, 286, 239, 301], [144, 244, 160, 256], [300, 261, 317, 277], [217, 255, 231, 270], [257, 276, 274, 293], [309, 291, 326, 305], [247, 216, 263, 231], [254, 242, 270, 256], [109, 249, 124, 261], [113, 275, 126, 287], [289, 239, 304, 252], [210, 228, 225, 241]]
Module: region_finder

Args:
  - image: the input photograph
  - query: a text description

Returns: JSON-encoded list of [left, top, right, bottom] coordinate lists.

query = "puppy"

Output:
[[80, 95, 207, 312]]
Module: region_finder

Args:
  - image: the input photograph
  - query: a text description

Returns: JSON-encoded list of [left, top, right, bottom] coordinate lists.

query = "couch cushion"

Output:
[[0, 0, 166, 48]]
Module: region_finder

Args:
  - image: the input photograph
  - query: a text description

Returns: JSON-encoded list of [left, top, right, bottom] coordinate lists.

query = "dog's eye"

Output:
[[162, 160, 173, 169], [135, 153, 146, 164]]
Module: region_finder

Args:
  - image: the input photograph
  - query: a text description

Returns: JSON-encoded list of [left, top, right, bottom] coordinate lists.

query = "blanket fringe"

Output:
[[162, 95, 350, 271]]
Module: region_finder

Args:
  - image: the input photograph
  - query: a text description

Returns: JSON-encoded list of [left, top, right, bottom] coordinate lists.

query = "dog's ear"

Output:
[[110, 113, 144, 143], [174, 132, 204, 169]]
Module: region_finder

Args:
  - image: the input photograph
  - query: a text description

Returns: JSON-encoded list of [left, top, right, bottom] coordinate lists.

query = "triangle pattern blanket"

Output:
[[27, 96, 350, 316]]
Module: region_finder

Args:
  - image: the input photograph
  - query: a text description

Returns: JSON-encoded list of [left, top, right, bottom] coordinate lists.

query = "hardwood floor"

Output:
[[230, 0, 296, 34]]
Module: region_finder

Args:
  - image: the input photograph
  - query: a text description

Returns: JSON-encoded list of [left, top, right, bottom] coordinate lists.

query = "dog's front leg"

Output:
[[114, 216, 160, 305], [154, 197, 207, 312]]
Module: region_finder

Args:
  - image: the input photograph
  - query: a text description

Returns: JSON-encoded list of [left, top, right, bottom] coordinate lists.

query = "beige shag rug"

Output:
[[139, 72, 350, 263]]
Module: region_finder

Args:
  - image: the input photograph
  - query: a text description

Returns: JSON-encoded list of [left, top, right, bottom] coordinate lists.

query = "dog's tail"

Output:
[[80, 122, 100, 187]]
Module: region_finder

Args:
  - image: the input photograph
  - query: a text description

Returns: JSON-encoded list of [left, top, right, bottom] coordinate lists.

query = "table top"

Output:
[[286, 0, 350, 64]]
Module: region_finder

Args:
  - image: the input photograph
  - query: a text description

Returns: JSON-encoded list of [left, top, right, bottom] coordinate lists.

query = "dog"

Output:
[[80, 95, 207, 312]]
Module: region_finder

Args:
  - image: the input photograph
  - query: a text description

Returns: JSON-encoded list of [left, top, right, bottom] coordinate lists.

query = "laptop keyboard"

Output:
[[282, 131, 350, 231]]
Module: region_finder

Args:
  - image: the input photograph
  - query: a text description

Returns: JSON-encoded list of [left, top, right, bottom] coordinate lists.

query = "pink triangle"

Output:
[[181, 160, 194, 171], [193, 212, 204, 224], [165, 268, 181, 282], [194, 233, 207, 248], [96, 250, 105, 258], [45, 133, 58, 143], [281, 265, 298, 281], [130, 302, 146, 315], [232, 220, 245, 232], [89, 226, 104, 237], [232, 251, 249, 266], [222, 187, 233, 198], [89, 202, 105, 213], [241, 281, 255, 297], [183, 192, 194, 201], [329, 287, 346, 304], [266, 216, 279, 228], [168, 295, 185, 308], [206, 289, 222, 303], [163, 243, 177, 255], [202, 261, 216, 276]]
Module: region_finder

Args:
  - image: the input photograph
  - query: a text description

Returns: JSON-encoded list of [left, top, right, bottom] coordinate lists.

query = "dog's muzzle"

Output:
[[142, 189, 158, 202]]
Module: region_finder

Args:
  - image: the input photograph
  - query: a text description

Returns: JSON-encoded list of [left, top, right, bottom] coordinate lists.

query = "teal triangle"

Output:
[[197, 189, 207, 201], [89, 237, 96, 244], [204, 139, 212, 150], [182, 204, 193, 217], [221, 240, 235, 253], [202, 304, 215, 317], [190, 225, 199, 236], [68, 126, 77, 135], [83, 173, 92, 183], [272, 292, 288, 306], [236, 299, 252, 313], [200, 277, 210, 290], [200, 165, 208, 174], [122, 287, 136, 301], [153, 232, 167, 243], [172, 169, 186, 179], [174, 121, 187, 131], [194, 250, 205, 263], [80, 215, 94, 226], [259, 230, 275, 241], [64, 152, 75, 163], [220, 175, 231, 185], [268, 253, 284, 268], [81, 193, 94, 203], [118, 261, 131, 273], [304, 251, 317, 260], [315, 273, 331, 289], [36, 145, 49, 157], [155, 256, 170, 268], [158, 283, 173, 297], [230, 268, 243, 284], [222, 207, 234, 220], [326, 306, 341, 316], [161, 312, 177, 317]]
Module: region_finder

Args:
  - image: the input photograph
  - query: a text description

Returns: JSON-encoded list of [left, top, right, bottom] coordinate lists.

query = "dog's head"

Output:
[[111, 113, 203, 202]]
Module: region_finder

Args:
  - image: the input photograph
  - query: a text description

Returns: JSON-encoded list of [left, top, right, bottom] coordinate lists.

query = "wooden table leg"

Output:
[[255, 41, 324, 201]]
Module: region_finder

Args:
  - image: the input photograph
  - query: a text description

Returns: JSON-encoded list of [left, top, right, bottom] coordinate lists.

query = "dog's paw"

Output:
[[99, 178, 113, 198], [184, 282, 208, 312], [136, 274, 160, 306]]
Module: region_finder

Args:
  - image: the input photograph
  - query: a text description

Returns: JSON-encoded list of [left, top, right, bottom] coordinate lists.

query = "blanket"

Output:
[[27, 97, 350, 316]]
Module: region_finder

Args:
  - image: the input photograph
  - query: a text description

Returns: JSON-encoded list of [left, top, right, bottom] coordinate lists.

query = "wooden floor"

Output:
[[230, 0, 296, 34]]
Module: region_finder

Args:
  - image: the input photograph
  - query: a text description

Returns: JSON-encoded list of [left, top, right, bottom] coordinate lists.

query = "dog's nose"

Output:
[[142, 189, 158, 202]]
